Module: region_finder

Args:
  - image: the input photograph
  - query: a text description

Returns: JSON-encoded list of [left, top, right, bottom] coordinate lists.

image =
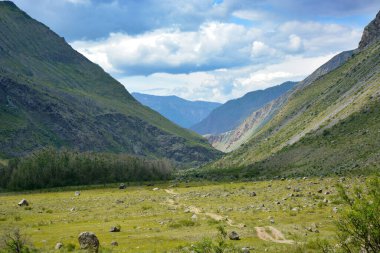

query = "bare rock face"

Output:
[[78, 232, 99, 253], [359, 11, 380, 49]]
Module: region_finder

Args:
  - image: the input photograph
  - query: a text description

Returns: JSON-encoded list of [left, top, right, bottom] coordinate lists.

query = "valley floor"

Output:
[[0, 177, 360, 252]]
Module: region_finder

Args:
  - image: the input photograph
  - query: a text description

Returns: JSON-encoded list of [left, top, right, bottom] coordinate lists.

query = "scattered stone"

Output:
[[152, 188, 160, 191], [268, 216, 275, 224], [333, 207, 338, 213], [55, 242, 63, 250], [275, 201, 281, 205], [111, 241, 118, 246], [110, 226, 121, 232], [323, 198, 329, 203], [291, 207, 299, 212], [228, 231, 240, 240], [119, 183, 126, 189], [293, 188, 301, 192], [191, 214, 198, 221], [286, 186, 292, 190], [70, 207, 76, 212], [78, 232, 99, 253], [184, 208, 190, 213], [250, 192, 257, 197], [281, 177, 285, 181], [303, 177, 308, 180], [115, 199, 124, 204], [242, 247, 250, 253], [317, 189, 323, 193], [18, 199, 29, 206], [267, 184, 272, 188], [325, 191, 331, 195], [75, 191, 80, 196]]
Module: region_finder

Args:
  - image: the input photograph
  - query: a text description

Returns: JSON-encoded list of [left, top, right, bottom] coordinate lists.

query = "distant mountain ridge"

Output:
[[191, 81, 297, 135], [0, 1, 220, 166], [207, 50, 354, 152], [132, 92, 221, 128]]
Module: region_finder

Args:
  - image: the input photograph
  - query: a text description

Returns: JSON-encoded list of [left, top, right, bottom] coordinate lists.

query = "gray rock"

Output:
[[110, 226, 120, 232], [242, 247, 250, 253], [111, 241, 118, 246], [119, 183, 126, 189], [317, 189, 323, 193], [228, 231, 240, 240], [333, 207, 338, 213], [55, 242, 63, 250], [250, 192, 257, 197], [18, 199, 29, 206], [75, 191, 80, 196], [359, 11, 380, 49], [78, 232, 99, 253]]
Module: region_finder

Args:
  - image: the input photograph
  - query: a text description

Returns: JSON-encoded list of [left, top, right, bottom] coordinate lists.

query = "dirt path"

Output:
[[164, 189, 178, 195], [255, 226, 294, 244], [164, 189, 245, 228]]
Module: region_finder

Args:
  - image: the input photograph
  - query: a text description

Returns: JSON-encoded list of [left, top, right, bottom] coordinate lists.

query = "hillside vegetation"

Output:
[[0, 2, 220, 166]]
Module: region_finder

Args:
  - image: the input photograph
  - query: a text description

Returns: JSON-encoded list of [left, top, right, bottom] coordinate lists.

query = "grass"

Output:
[[0, 177, 362, 252]]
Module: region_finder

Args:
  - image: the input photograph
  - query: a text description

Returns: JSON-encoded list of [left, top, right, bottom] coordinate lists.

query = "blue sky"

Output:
[[9, 0, 380, 102]]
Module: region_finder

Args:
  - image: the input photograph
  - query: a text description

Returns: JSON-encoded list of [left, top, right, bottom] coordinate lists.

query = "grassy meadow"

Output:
[[0, 177, 361, 252]]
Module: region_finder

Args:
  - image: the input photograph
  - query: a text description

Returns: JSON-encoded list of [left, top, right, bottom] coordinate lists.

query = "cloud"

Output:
[[71, 19, 360, 76], [72, 22, 260, 75], [119, 53, 335, 102]]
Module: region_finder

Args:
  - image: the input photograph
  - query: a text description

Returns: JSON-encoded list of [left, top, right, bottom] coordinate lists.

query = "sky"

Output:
[[9, 0, 380, 102]]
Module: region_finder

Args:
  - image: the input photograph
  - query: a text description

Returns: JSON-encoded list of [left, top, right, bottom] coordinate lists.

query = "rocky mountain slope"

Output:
[[191, 81, 297, 135], [132, 92, 221, 128], [199, 10, 380, 177], [207, 50, 353, 152], [0, 2, 220, 166]]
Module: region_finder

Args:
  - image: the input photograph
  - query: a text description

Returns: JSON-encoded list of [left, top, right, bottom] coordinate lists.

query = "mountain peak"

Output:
[[359, 10, 380, 49]]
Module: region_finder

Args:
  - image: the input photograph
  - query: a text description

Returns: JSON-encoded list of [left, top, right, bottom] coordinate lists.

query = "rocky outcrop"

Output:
[[78, 232, 99, 253], [359, 11, 380, 49]]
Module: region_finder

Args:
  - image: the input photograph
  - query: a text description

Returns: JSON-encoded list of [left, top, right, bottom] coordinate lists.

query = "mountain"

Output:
[[191, 81, 297, 135], [207, 50, 354, 152], [0, 2, 220, 166], [132, 92, 221, 128], [196, 10, 380, 178]]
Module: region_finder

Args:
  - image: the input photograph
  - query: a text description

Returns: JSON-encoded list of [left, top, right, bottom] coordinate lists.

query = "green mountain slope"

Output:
[[132, 92, 221, 128], [191, 81, 297, 135], [0, 2, 220, 165], [199, 11, 380, 177]]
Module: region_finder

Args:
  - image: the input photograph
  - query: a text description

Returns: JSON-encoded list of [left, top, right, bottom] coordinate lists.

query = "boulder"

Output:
[[119, 183, 126, 189], [110, 226, 120, 232], [78, 232, 99, 253], [228, 231, 240, 240], [18, 199, 29, 206], [55, 242, 63, 250]]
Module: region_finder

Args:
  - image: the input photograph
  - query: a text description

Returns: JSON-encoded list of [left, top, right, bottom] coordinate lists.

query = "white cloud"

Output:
[[119, 53, 336, 102], [70, 18, 361, 102]]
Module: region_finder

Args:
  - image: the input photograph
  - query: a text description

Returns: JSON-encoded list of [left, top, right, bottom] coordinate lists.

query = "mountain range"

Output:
[[132, 92, 221, 128], [191, 81, 297, 135], [0, 1, 220, 166]]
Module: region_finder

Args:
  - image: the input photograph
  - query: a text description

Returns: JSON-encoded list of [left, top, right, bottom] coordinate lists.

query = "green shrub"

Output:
[[335, 177, 380, 252]]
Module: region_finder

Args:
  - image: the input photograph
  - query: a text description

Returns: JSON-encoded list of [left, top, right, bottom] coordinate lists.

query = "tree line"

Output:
[[0, 148, 173, 190]]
